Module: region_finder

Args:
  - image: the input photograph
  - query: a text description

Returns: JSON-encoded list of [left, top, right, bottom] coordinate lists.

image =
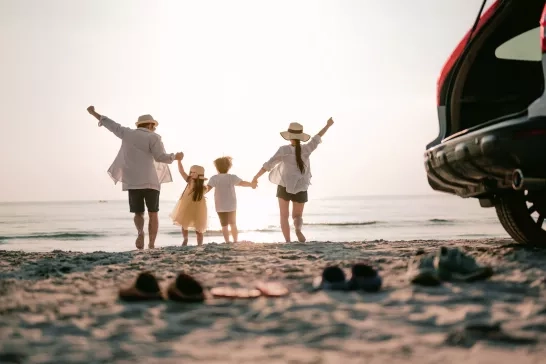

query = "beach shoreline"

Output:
[[1, 239, 546, 363]]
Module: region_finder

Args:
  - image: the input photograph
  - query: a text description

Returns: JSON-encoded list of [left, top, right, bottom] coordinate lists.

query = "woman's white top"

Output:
[[262, 135, 322, 194]]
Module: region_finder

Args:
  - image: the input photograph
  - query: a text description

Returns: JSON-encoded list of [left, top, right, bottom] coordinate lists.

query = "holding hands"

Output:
[[174, 152, 184, 161]]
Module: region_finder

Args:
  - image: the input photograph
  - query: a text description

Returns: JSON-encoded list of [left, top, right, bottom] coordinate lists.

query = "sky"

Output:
[[0, 0, 497, 202]]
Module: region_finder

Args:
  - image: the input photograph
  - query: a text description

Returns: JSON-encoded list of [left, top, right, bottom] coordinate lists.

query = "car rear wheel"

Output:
[[495, 190, 546, 245]]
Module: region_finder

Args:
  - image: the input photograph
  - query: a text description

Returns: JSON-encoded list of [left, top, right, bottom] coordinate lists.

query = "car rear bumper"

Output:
[[424, 113, 546, 198]]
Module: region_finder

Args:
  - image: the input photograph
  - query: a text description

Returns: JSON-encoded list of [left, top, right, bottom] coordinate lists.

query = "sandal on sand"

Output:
[[312, 266, 349, 291], [407, 254, 443, 286], [167, 272, 206, 303], [434, 247, 494, 282], [255, 281, 290, 297], [210, 287, 262, 299], [118, 271, 164, 301], [346, 263, 382, 292]]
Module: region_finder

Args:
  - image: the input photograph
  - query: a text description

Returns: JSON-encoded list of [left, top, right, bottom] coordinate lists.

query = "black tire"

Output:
[[495, 190, 546, 246]]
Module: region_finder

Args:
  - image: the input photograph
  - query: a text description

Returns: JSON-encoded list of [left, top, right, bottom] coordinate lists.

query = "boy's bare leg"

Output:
[[221, 226, 230, 243], [182, 229, 189, 246], [229, 223, 238, 243], [134, 213, 145, 249], [148, 212, 158, 248], [196, 232, 204, 246]]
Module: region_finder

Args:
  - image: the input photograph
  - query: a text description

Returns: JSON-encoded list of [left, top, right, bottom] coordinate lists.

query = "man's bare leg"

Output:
[[148, 212, 158, 248], [134, 213, 145, 249], [182, 229, 189, 246]]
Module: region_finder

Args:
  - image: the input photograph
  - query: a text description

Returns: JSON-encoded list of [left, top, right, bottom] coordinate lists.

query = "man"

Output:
[[87, 106, 182, 250]]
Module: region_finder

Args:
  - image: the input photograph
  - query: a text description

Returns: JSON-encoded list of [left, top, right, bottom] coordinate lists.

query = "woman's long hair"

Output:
[[294, 139, 305, 174], [184, 176, 205, 201]]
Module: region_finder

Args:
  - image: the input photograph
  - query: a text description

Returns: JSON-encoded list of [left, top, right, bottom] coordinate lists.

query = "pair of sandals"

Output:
[[313, 263, 382, 292], [118, 271, 289, 302]]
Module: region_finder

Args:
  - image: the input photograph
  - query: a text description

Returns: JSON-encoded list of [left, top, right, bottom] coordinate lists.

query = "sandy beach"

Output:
[[1, 239, 546, 363]]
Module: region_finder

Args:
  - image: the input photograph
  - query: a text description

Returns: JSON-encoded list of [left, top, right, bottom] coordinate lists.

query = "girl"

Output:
[[252, 117, 334, 243], [170, 157, 208, 246]]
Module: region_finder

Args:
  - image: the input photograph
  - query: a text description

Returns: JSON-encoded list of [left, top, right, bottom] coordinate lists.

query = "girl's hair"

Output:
[[294, 139, 305, 174], [184, 176, 205, 201]]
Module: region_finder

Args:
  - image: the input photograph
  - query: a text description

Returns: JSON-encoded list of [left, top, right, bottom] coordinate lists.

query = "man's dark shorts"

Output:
[[276, 185, 308, 203], [128, 189, 160, 213]]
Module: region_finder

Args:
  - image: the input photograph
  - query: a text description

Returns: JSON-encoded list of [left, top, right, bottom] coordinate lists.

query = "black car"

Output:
[[425, 0, 546, 245]]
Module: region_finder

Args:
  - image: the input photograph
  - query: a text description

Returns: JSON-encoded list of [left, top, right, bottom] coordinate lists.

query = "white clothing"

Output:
[[207, 174, 243, 212], [262, 135, 322, 194], [99, 116, 175, 191]]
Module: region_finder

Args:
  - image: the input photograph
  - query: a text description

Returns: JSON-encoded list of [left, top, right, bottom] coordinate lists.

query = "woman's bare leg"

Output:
[[196, 232, 204, 246], [292, 202, 306, 242], [182, 228, 189, 246], [278, 198, 291, 242]]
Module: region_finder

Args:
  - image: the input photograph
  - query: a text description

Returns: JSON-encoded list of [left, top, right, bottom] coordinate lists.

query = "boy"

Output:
[[207, 156, 256, 243]]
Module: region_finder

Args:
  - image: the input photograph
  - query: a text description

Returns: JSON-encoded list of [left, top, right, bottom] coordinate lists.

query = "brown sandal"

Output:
[[210, 286, 261, 299], [118, 271, 164, 301], [255, 281, 289, 297], [167, 272, 206, 303]]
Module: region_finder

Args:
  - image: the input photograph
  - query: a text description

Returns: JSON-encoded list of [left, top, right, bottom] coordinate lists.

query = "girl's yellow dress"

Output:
[[170, 183, 208, 233]]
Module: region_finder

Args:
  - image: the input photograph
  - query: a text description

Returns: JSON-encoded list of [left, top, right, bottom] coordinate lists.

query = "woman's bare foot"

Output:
[[135, 231, 145, 249], [295, 230, 306, 242]]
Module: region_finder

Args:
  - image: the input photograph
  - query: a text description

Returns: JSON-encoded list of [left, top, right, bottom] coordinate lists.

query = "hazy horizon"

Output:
[[0, 0, 495, 203]]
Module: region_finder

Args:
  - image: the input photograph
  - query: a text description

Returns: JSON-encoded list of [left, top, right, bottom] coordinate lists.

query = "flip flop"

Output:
[[346, 263, 382, 292], [167, 272, 206, 303], [255, 281, 290, 297], [312, 265, 349, 291], [210, 286, 262, 299], [118, 271, 164, 301]]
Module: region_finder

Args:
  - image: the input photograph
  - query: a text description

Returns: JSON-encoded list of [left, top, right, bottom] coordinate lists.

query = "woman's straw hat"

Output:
[[280, 122, 311, 142], [135, 114, 158, 127], [190, 165, 207, 180]]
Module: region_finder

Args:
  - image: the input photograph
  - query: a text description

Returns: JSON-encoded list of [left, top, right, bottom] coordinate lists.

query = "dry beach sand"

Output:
[[1, 239, 546, 363]]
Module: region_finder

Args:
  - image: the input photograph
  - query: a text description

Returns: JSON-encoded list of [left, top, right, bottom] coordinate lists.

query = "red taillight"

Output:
[[540, 6, 546, 53]]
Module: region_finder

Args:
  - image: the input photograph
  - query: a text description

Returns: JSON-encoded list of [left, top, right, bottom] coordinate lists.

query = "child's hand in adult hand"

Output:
[[326, 117, 334, 127], [175, 152, 184, 161], [251, 180, 258, 189]]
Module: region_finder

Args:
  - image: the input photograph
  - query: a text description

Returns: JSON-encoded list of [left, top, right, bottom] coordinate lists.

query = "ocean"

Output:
[[0, 194, 510, 252]]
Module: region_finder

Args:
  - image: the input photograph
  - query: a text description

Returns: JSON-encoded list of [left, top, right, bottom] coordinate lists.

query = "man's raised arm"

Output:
[[86, 105, 129, 140]]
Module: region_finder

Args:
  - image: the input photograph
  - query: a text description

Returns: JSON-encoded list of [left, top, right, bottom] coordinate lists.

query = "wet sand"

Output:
[[1, 239, 546, 363]]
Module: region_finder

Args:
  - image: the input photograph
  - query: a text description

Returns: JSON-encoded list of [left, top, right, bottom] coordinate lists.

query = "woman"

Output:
[[252, 117, 334, 242]]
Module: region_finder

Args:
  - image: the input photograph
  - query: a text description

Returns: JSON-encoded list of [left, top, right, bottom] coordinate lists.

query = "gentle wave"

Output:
[[0, 232, 107, 240], [307, 221, 381, 226]]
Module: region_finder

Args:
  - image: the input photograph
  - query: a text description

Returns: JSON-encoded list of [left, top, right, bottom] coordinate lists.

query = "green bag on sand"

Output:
[[433, 247, 494, 282], [407, 253, 443, 286]]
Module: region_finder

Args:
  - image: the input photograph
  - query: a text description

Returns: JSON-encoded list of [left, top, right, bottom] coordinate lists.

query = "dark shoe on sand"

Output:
[[119, 271, 164, 301], [211, 286, 262, 299], [407, 254, 442, 286], [167, 272, 206, 302], [255, 281, 290, 297], [346, 263, 382, 292], [434, 247, 494, 282], [313, 266, 349, 291]]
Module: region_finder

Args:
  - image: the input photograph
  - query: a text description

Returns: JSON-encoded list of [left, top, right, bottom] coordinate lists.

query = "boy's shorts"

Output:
[[217, 211, 236, 227]]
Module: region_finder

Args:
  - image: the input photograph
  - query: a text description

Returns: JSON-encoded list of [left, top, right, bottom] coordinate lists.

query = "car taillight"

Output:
[[540, 6, 546, 53]]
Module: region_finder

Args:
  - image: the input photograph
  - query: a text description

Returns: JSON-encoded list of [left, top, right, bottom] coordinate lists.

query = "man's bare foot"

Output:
[[295, 230, 306, 243], [148, 243, 155, 249], [182, 239, 188, 246], [135, 232, 145, 250]]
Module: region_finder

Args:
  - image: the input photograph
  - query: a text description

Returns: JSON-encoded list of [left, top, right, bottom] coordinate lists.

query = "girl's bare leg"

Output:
[[196, 232, 204, 245], [221, 226, 230, 243], [278, 198, 291, 242], [182, 228, 189, 246], [292, 202, 306, 242]]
